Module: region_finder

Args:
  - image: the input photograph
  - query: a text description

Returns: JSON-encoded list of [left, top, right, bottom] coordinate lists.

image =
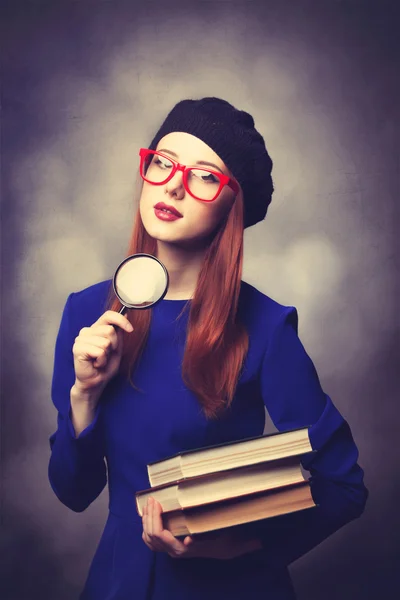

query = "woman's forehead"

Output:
[[156, 132, 226, 170]]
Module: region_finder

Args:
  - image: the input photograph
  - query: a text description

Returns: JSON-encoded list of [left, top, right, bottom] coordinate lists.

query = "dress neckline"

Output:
[[161, 298, 191, 302]]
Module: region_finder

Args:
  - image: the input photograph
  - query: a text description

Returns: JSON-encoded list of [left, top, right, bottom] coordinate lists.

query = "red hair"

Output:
[[105, 184, 249, 420]]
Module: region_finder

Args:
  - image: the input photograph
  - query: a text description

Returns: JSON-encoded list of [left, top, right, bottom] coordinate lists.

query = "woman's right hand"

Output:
[[72, 310, 134, 401]]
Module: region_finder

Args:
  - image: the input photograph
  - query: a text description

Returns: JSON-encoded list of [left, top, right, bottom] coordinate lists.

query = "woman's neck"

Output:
[[156, 240, 206, 300]]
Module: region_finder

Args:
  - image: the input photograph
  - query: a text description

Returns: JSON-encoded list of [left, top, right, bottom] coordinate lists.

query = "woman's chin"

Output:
[[141, 215, 212, 250]]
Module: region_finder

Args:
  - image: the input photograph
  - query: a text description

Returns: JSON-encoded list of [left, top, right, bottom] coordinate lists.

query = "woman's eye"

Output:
[[155, 157, 173, 169], [192, 169, 219, 184]]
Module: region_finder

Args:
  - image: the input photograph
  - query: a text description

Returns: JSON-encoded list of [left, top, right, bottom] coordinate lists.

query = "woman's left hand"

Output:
[[141, 497, 262, 560]]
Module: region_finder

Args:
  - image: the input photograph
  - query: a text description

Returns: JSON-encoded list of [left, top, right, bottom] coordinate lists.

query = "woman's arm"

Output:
[[255, 306, 368, 567], [48, 293, 107, 512]]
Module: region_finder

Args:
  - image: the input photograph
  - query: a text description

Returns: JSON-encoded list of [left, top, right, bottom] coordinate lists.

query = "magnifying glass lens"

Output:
[[113, 254, 169, 311]]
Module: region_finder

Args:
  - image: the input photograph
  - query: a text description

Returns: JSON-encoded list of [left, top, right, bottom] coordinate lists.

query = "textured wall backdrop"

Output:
[[1, 1, 399, 599]]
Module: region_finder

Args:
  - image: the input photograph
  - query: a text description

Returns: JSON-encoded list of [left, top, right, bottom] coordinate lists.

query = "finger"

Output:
[[77, 324, 120, 353], [146, 498, 165, 551], [85, 325, 119, 352], [141, 500, 147, 530], [142, 504, 156, 550], [73, 342, 109, 366], [142, 531, 156, 551], [183, 536, 195, 547], [147, 498, 154, 537], [150, 499, 186, 555], [146, 498, 167, 552], [150, 498, 167, 539], [94, 310, 133, 333], [77, 334, 114, 357], [142, 500, 152, 538]]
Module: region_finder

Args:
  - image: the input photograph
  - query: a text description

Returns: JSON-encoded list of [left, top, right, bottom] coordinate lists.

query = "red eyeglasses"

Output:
[[139, 148, 239, 202]]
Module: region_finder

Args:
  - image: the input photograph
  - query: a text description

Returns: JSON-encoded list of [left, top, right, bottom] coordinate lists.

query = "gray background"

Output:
[[1, 0, 399, 598]]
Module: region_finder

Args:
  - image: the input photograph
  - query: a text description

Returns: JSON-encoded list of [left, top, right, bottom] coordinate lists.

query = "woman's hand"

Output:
[[141, 497, 263, 560], [72, 310, 134, 402]]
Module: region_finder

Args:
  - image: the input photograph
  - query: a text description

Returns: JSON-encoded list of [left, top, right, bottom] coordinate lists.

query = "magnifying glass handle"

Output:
[[111, 304, 128, 332]]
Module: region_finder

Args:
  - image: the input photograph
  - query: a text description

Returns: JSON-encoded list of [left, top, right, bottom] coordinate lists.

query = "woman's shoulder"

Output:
[[239, 280, 296, 328], [71, 278, 113, 301], [67, 278, 114, 326]]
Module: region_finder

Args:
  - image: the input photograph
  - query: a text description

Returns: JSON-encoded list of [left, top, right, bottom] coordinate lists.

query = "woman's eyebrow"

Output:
[[157, 148, 224, 174]]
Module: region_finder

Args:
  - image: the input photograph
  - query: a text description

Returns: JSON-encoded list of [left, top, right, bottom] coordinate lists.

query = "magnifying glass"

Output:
[[113, 253, 169, 314]]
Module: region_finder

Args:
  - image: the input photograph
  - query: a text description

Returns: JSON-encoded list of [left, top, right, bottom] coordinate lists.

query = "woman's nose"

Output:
[[164, 171, 185, 198]]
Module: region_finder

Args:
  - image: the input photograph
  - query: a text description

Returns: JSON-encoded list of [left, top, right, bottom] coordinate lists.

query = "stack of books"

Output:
[[135, 426, 317, 537]]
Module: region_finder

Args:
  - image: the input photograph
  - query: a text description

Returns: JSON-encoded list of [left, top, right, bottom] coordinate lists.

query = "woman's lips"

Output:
[[154, 208, 182, 221]]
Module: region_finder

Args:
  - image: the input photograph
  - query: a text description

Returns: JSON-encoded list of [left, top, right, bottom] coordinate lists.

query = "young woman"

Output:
[[48, 97, 368, 600]]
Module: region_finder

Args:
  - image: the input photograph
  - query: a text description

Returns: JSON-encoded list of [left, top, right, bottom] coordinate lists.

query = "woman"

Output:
[[48, 97, 368, 599]]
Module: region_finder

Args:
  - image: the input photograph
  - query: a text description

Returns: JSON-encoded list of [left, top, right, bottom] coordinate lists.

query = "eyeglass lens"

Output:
[[142, 152, 222, 201]]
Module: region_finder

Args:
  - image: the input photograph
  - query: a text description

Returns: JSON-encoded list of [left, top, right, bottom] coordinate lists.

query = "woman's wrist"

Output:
[[70, 383, 101, 437], [71, 381, 102, 406]]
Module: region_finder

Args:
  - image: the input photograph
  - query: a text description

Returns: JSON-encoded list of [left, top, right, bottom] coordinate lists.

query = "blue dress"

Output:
[[48, 279, 368, 599]]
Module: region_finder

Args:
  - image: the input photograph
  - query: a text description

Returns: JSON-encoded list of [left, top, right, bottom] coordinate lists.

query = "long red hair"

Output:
[[105, 184, 249, 420]]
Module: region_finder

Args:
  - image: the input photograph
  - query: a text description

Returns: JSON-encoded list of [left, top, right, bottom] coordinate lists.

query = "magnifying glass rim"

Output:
[[113, 253, 169, 310]]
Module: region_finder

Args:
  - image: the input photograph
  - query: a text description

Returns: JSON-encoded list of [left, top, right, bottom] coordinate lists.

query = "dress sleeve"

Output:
[[48, 292, 107, 512], [254, 306, 368, 567]]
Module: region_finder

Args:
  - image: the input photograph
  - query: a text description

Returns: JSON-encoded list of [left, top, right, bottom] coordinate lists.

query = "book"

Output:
[[136, 455, 305, 515], [147, 426, 312, 487], [161, 481, 316, 537]]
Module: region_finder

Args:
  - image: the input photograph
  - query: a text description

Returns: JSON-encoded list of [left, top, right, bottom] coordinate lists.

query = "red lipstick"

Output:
[[154, 202, 183, 221]]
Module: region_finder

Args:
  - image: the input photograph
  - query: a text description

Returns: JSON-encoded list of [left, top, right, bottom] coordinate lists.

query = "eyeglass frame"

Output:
[[139, 147, 239, 202]]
